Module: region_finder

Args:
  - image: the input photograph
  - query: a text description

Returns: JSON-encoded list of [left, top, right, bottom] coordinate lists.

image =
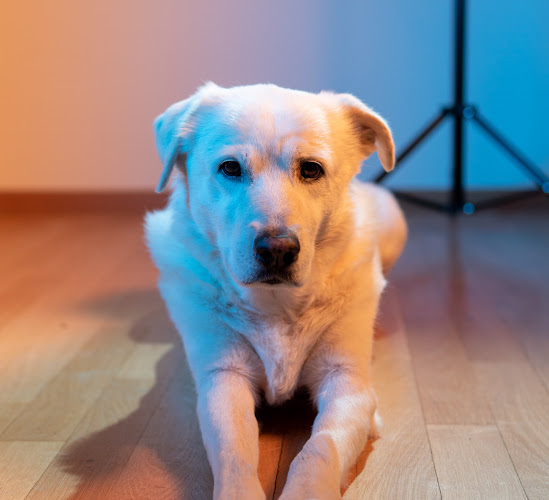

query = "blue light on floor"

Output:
[[463, 202, 475, 215]]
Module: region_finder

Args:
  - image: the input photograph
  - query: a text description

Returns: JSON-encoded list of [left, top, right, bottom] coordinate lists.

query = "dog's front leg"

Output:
[[280, 370, 375, 500], [280, 287, 381, 500], [157, 275, 265, 499], [197, 369, 266, 500]]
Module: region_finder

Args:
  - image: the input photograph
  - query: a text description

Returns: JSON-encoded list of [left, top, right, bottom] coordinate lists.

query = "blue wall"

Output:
[[312, 1, 549, 189]]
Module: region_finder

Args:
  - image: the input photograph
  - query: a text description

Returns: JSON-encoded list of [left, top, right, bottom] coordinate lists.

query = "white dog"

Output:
[[145, 83, 407, 499]]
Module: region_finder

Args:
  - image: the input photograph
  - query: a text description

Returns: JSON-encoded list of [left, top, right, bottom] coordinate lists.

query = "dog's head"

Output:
[[154, 83, 394, 288]]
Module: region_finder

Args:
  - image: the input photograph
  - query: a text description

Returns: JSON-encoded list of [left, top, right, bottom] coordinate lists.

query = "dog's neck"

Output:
[[234, 279, 316, 323]]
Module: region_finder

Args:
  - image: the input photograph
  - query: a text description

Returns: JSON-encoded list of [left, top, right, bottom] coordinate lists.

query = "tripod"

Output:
[[376, 0, 549, 214]]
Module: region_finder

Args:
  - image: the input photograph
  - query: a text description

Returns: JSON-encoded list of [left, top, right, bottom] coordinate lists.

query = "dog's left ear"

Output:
[[337, 93, 395, 172]]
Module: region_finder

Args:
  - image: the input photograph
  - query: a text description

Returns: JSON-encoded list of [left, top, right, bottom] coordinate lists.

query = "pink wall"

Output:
[[0, 1, 328, 191]]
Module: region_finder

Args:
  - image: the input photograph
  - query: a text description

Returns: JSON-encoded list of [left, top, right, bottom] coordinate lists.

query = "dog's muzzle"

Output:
[[253, 230, 300, 283]]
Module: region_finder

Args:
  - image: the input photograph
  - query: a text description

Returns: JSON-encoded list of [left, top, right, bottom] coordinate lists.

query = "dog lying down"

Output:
[[145, 82, 407, 499]]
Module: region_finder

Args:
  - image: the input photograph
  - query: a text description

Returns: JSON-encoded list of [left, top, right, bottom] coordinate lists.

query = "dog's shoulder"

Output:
[[144, 206, 180, 272], [144, 200, 230, 298]]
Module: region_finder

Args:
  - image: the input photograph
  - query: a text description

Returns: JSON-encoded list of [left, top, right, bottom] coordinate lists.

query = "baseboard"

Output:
[[0, 189, 545, 214], [394, 189, 548, 212], [0, 191, 169, 214]]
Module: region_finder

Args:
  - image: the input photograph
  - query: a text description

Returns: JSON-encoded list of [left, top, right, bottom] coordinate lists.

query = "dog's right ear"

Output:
[[153, 95, 200, 193], [154, 82, 222, 192]]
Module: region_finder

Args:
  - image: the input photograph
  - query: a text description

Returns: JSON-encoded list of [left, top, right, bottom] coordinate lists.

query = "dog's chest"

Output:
[[245, 319, 321, 405]]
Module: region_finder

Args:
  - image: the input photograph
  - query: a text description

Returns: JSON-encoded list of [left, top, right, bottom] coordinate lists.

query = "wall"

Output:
[[1, 0, 547, 191]]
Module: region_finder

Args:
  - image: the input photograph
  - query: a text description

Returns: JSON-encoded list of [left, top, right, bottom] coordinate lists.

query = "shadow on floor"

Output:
[[58, 288, 375, 499]]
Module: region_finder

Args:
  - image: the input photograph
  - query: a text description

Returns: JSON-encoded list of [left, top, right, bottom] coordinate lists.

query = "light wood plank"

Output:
[[464, 216, 549, 392], [495, 288, 549, 393], [26, 376, 173, 500], [428, 425, 526, 500], [0, 440, 64, 500], [0, 214, 147, 318], [0, 219, 141, 441], [117, 343, 174, 380], [473, 362, 549, 500], [26, 308, 179, 499], [2, 324, 137, 441], [0, 403, 24, 435], [0, 217, 131, 345], [0, 216, 104, 326], [452, 219, 549, 499], [394, 222, 493, 425], [0, 215, 130, 294], [0, 215, 68, 275], [1, 283, 164, 441], [110, 363, 213, 500], [0, 221, 154, 407], [258, 432, 283, 500]]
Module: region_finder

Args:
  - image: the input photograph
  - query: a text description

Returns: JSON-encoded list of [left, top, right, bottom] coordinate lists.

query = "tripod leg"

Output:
[[375, 109, 451, 183], [472, 112, 549, 191]]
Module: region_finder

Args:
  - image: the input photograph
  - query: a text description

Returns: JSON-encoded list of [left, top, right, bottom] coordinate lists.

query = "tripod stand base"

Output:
[[376, 105, 549, 215], [393, 189, 545, 215]]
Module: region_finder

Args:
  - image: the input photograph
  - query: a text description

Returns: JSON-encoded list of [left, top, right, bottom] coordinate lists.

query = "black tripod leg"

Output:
[[375, 109, 451, 183], [472, 113, 549, 191]]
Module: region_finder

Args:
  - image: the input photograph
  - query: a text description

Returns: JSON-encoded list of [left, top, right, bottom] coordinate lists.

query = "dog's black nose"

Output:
[[254, 231, 300, 271]]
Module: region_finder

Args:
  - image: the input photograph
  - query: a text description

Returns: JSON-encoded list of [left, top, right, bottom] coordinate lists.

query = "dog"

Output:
[[145, 82, 407, 499]]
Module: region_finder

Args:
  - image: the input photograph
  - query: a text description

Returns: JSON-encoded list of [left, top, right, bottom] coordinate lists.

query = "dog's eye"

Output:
[[300, 161, 323, 180], [219, 160, 242, 177]]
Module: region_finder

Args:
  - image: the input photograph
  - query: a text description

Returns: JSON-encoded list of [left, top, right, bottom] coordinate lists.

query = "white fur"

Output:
[[145, 83, 407, 499]]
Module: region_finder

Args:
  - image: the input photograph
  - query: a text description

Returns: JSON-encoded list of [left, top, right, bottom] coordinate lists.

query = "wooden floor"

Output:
[[1, 198, 548, 499]]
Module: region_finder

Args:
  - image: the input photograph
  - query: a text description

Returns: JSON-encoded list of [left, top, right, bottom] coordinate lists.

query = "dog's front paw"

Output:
[[213, 476, 266, 500], [369, 409, 382, 439], [279, 461, 341, 500], [279, 434, 343, 499], [279, 480, 341, 500]]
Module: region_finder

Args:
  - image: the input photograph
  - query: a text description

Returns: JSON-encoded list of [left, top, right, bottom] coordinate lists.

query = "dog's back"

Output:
[[352, 181, 407, 273]]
